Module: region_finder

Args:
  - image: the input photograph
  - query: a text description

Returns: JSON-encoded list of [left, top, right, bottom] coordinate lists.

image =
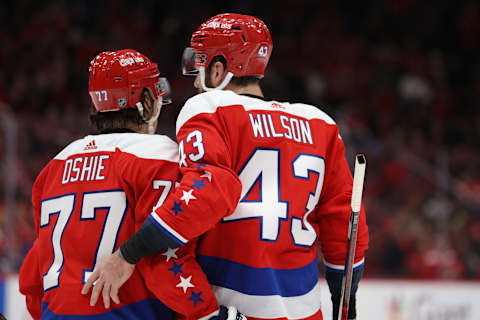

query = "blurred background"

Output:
[[1, 0, 480, 283]]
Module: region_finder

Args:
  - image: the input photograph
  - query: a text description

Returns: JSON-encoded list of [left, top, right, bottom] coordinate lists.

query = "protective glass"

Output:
[[182, 47, 206, 76], [157, 77, 172, 105]]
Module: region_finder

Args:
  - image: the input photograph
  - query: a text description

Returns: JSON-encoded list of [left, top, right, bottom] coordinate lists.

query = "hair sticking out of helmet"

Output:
[[88, 49, 171, 113], [181, 13, 273, 92]]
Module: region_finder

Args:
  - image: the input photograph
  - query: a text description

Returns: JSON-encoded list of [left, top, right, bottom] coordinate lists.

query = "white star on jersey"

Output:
[[180, 189, 197, 205], [161, 248, 178, 262], [176, 275, 195, 293], [200, 170, 212, 182]]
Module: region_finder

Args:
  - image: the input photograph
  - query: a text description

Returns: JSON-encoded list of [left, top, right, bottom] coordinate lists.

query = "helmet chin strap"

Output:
[[136, 101, 144, 118], [136, 98, 162, 134], [199, 66, 234, 91]]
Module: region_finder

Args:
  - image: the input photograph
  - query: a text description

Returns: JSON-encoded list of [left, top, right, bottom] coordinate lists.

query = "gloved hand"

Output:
[[326, 265, 364, 320], [332, 296, 356, 320]]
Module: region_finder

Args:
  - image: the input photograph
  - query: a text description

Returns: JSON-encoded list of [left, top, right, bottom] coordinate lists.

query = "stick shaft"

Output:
[[338, 154, 366, 320]]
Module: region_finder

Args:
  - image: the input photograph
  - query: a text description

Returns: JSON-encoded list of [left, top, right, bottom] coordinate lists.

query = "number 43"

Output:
[[223, 148, 325, 247]]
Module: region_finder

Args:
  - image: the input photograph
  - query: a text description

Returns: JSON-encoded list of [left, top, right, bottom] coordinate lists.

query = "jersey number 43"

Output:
[[224, 148, 325, 247]]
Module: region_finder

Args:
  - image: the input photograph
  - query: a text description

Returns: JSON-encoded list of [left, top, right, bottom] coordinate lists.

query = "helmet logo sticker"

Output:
[[205, 21, 232, 29], [258, 46, 268, 57], [118, 98, 127, 107], [119, 56, 145, 67]]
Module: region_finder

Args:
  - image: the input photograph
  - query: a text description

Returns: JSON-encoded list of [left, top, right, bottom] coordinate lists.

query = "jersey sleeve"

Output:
[[145, 94, 242, 245], [137, 243, 219, 320], [117, 151, 220, 319], [19, 240, 43, 320], [316, 128, 369, 270]]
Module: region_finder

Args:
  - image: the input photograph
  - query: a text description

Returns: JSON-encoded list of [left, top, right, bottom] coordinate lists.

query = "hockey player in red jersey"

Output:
[[19, 49, 229, 320], [86, 14, 369, 320]]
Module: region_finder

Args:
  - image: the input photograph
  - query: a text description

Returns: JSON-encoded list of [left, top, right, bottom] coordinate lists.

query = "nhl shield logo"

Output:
[[118, 98, 127, 107]]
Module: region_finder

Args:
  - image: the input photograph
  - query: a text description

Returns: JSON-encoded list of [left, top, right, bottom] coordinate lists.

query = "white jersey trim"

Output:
[[176, 90, 336, 134], [212, 280, 322, 320], [54, 133, 178, 162], [324, 258, 365, 271], [150, 212, 188, 244]]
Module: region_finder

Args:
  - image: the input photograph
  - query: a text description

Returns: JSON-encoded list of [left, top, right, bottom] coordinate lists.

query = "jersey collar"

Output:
[[98, 128, 137, 134], [240, 93, 268, 101]]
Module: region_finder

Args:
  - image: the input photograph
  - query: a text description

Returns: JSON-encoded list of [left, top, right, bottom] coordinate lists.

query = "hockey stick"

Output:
[[338, 154, 366, 320]]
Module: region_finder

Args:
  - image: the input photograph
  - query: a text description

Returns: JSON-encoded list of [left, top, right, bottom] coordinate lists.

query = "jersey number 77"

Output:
[[40, 180, 172, 291]]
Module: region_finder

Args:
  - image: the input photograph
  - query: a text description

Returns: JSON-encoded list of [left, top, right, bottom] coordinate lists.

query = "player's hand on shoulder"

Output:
[[211, 305, 247, 320]]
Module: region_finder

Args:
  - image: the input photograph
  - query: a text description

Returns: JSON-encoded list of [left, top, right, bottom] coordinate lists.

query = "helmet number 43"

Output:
[[258, 46, 268, 57]]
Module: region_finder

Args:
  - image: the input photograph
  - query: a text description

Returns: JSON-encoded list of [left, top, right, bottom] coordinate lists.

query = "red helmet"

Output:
[[182, 13, 273, 80], [88, 49, 171, 112]]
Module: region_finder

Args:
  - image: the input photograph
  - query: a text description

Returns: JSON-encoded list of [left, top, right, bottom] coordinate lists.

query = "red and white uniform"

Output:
[[150, 90, 369, 320], [19, 133, 218, 320]]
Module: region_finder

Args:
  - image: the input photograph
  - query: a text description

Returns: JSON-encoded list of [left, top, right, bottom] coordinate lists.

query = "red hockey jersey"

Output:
[[150, 91, 369, 320], [19, 133, 219, 319]]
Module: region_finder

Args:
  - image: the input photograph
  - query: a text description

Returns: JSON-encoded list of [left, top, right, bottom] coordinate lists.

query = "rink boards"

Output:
[[1, 275, 479, 320]]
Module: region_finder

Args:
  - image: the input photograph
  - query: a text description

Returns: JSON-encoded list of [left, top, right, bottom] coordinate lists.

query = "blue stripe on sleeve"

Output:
[[197, 255, 319, 297], [146, 215, 185, 245], [41, 299, 173, 319]]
